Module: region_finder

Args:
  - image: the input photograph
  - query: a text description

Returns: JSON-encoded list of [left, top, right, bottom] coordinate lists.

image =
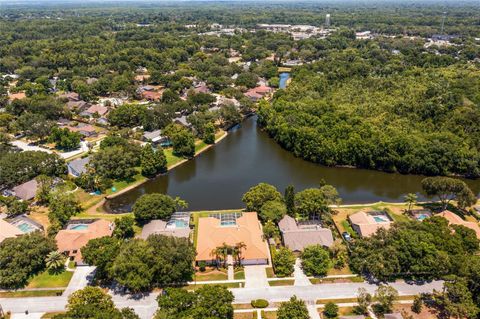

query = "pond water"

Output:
[[105, 116, 480, 213]]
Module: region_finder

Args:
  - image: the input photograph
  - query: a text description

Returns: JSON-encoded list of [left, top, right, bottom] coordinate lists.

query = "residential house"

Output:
[[55, 219, 114, 264], [244, 85, 273, 101], [438, 210, 480, 239], [141, 90, 162, 101], [67, 156, 90, 177], [0, 219, 23, 243], [12, 179, 39, 201], [140, 213, 191, 239], [80, 104, 109, 118], [173, 115, 191, 128], [66, 124, 98, 138], [59, 92, 80, 101], [67, 100, 90, 112], [8, 91, 26, 102], [349, 211, 393, 237], [193, 83, 210, 94], [196, 212, 269, 265], [143, 130, 168, 145], [278, 215, 334, 252]]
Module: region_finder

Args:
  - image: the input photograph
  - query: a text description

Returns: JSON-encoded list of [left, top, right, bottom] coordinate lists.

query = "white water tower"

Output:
[[325, 14, 331, 27]]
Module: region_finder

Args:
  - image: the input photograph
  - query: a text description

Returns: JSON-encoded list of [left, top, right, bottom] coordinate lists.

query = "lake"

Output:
[[105, 116, 480, 212]]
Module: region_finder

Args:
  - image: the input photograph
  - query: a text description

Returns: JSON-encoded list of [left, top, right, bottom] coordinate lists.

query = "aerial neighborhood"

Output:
[[1, 2, 480, 319]]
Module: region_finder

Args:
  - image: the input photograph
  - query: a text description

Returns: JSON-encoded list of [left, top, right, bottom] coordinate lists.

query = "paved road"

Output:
[[0, 280, 443, 319], [231, 280, 443, 303]]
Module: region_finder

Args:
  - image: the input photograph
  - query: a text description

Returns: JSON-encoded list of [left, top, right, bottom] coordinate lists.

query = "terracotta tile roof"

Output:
[[438, 210, 480, 239], [141, 91, 162, 101], [0, 219, 23, 243], [55, 219, 114, 262], [349, 211, 392, 237], [196, 212, 269, 263], [8, 92, 26, 101]]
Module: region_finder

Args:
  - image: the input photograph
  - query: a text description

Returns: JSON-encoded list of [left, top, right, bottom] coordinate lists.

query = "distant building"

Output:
[[142, 130, 169, 145], [8, 91, 26, 102], [66, 124, 97, 137], [59, 92, 80, 101], [325, 14, 331, 27], [278, 215, 334, 252], [80, 104, 109, 118], [355, 31, 373, 40]]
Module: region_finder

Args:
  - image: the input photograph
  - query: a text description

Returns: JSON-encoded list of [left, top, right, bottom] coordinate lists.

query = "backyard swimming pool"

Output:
[[373, 215, 390, 223], [69, 224, 89, 230], [17, 222, 35, 233]]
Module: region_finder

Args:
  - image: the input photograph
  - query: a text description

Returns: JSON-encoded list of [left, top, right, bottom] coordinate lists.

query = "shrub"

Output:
[[251, 299, 269, 308], [323, 302, 339, 318], [198, 261, 207, 272]]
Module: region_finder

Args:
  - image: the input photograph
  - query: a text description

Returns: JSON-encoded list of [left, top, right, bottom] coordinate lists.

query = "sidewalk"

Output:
[[293, 258, 311, 286]]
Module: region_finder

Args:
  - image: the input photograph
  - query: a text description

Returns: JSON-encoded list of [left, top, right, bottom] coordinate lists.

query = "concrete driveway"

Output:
[[244, 265, 269, 288], [62, 266, 96, 296], [293, 258, 311, 286]]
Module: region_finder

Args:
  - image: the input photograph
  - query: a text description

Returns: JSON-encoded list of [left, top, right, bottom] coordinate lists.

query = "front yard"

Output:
[[27, 270, 73, 288]]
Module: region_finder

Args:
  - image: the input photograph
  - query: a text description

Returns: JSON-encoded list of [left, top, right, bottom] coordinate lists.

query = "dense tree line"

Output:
[[349, 216, 479, 280], [81, 234, 195, 292], [258, 38, 480, 177]]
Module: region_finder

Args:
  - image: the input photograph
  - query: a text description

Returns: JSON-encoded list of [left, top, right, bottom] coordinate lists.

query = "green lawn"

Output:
[[183, 282, 241, 291], [0, 290, 64, 298], [268, 279, 294, 286], [27, 270, 73, 288], [234, 270, 245, 280], [164, 148, 185, 167], [265, 267, 276, 278], [195, 271, 228, 282]]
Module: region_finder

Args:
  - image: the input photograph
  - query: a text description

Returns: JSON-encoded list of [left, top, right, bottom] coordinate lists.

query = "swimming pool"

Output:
[[373, 216, 389, 223], [70, 224, 89, 230], [17, 222, 35, 233], [416, 214, 429, 221]]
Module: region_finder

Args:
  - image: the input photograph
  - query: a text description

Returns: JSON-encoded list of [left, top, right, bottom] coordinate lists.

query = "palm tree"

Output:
[[404, 193, 418, 214], [45, 251, 65, 273], [233, 242, 247, 266]]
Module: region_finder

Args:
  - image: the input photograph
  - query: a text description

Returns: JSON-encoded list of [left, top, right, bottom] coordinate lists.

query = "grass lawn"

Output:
[[268, 279, 294, 286], [0, 290, 64, 298], [327, 265, 354, 276], [310, 276, 363, 284], [164, 148, 185, 167], [234, 270, 245, 280], [184, 282, 240, 291], [261, 311, 277, 319], [265, 267, 276, 278], [233, 304, 254, 310], [194, 271, 228, 282], [27, 270, 73, 288], [41, 312, 66, 319], [234, 312, 256, 319]]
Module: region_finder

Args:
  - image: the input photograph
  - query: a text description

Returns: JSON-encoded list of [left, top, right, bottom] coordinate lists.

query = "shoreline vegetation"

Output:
[[77, 130, 228, 216]]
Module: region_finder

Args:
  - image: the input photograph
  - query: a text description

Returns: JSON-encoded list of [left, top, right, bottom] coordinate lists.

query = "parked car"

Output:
[[342, 231, 352, 241]]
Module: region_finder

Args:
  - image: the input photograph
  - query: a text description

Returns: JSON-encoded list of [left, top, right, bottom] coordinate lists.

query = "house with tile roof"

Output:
[[196, 212, 269, 265], [55, 219, 114, 264], [438, 210, 480, 239], [0, 219, 23, 243], [349, 210, 393, 237]]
